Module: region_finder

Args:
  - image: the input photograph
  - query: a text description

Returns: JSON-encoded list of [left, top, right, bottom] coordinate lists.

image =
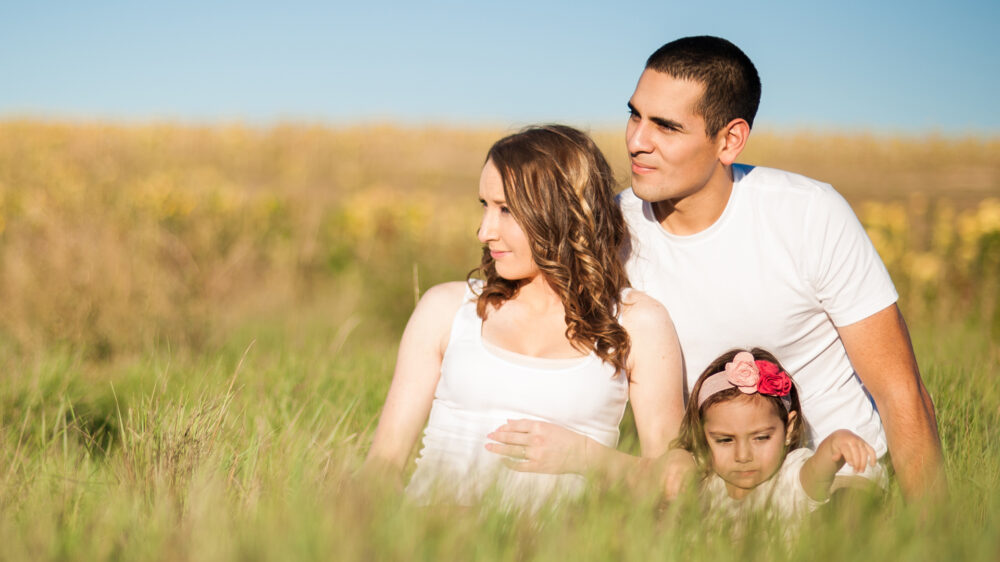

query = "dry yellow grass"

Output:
[[0, 120, 997, 357]]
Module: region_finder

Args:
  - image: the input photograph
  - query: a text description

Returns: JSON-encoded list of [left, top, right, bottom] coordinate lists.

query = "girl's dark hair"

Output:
[[469, 124, 632, 377], [670, 348, 804, 479]]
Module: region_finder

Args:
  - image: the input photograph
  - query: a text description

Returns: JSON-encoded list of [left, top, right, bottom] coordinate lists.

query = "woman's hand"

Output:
[[486, 419, 591, 474], [657, 448, 697, 500]]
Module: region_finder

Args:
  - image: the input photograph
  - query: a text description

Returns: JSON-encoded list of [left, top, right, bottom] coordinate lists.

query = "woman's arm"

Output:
[[363, 282, 466, 485], [486, 291, 685, 483], [799, 429, 878, 501]]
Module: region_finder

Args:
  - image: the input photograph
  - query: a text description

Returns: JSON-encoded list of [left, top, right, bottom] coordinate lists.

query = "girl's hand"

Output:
[[486, 419, 589, 474], [826, 429, 878, 473]]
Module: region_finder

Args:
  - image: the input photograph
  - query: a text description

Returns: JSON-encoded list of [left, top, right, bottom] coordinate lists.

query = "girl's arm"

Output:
[[363, 282, 466, 485], [486, 291, 685, 484], [799, 429, 878, 501]]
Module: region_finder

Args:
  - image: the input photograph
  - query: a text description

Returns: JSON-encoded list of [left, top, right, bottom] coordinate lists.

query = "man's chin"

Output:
[[630, 179, 664, 203]]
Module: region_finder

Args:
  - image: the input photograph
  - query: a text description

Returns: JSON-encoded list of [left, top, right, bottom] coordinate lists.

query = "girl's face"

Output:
[[477, 160, 540, 282], [702, 395, 795, 500]]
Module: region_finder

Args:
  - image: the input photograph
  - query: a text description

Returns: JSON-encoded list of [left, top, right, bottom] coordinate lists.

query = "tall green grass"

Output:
[[1, 299, 997, 561]]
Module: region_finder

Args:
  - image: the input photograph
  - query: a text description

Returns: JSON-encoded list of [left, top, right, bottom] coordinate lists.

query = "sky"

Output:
[[1, 1, 998, 135]]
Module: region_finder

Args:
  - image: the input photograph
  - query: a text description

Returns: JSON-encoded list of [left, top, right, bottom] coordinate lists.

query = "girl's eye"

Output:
[[500, 206, 511, 214], [713, 438, 733, 444], [754, 435, 772, 442]]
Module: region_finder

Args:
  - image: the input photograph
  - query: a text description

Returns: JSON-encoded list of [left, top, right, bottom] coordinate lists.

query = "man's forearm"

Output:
[[882, 380, 946, 501]]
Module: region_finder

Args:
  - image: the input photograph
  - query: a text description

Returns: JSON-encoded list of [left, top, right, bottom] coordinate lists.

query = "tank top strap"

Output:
[[445, 280, 484, 346]]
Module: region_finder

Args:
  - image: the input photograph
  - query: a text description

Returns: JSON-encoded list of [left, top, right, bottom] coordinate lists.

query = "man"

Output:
[[619, 35, 944, 500]]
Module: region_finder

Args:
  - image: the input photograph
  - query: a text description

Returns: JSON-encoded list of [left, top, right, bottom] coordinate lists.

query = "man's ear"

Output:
[[785, 410, 798, 446], [717, 118, 750, 166]]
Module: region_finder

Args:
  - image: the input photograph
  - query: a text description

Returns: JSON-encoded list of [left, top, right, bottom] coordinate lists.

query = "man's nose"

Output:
[[626, 120, 652, 156]]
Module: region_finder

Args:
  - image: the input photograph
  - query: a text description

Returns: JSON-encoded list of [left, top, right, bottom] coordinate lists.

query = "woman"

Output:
[[364, 125, 683, 509]]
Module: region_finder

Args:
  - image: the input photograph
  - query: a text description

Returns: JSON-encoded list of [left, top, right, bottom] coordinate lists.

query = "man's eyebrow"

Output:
[[651, 116, 685, 131], [628, 102, 685, 132]]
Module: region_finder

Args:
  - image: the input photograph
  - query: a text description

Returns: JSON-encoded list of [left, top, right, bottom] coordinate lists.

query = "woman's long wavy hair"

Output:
[[469, 125, 632, 377], [670, 348, 805, 480]]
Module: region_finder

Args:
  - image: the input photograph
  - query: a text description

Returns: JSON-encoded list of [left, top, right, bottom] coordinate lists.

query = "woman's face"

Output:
[[702, 395, 793, 500], [477, 160, 539, 282]]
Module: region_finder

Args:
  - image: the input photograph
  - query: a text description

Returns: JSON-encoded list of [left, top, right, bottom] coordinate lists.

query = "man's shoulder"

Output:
[[735, 164, 835, 198]]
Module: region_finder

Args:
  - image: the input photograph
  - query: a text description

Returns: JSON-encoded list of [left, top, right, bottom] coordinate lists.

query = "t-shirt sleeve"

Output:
[[803, 186, 898, 327]]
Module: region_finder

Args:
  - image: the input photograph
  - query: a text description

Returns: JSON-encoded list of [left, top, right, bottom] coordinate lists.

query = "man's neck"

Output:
[[653, 165, 735, 236]]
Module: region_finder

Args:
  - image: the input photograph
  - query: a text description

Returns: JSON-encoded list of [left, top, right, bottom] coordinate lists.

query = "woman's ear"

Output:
[[785, 411, 798, 446]]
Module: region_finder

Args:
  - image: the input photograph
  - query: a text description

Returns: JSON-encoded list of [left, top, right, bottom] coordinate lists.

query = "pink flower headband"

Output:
[[696, 351, 794, 409]]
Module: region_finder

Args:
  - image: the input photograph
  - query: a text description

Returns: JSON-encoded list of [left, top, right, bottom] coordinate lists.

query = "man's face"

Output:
[[625, 69, 725, 204]]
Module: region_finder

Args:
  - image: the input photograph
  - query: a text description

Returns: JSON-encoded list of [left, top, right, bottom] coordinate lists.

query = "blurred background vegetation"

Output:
[[0, 120, 997, 560], [0, 121, 996, 358]]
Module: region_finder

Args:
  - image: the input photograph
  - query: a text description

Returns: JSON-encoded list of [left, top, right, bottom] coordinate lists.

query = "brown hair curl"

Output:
[[469, 125, 632, 377]]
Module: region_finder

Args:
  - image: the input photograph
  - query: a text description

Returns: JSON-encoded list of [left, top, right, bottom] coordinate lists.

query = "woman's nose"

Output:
[[477, 212, 497, 243]]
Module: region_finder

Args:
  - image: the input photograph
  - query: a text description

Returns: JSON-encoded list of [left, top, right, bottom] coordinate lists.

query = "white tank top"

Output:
[[406, 281, 630, 510]]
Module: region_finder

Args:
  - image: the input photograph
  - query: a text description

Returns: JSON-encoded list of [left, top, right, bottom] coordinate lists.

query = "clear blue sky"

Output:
[[2, 1, 997, 134]]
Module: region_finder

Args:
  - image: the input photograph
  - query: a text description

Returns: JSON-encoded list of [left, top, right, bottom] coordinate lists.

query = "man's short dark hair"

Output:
[[645, 36, 761, 137]]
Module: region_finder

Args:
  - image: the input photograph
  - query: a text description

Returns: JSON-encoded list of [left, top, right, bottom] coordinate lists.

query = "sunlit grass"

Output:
[[0, 121, 998, 560]]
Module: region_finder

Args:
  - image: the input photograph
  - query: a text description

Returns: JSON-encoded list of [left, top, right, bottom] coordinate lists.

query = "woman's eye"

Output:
[[714, 438, 732, 444], [500, 206, 511, 214], [754, 435, 772, 442]]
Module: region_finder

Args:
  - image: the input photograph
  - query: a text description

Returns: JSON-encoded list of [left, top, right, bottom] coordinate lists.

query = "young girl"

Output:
[[673, 348, 877, 521], [364, 125, 684, 510]]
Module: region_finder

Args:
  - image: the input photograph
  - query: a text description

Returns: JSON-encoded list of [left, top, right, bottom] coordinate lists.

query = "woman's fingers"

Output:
[[485, 442, 528, 459], [487, 429, 532, 446]]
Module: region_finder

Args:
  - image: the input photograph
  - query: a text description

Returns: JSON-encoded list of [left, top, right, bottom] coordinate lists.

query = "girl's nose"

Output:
[[734, 440, 752, 463]]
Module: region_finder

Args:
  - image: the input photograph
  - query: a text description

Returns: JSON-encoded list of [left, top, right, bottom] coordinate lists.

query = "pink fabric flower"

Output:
[[756, 360, 793, 396], [724, 351, 759, 394]]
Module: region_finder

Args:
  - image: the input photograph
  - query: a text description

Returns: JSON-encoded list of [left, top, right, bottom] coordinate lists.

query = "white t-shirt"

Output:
[[619, 164, 897, 459], [703, 448, 825, 521]]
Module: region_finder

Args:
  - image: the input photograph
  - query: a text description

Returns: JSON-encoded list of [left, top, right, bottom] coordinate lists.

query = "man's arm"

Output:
[[837, 303, 946, 501]]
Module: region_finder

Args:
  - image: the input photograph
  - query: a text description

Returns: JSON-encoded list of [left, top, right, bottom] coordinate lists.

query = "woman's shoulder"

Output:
[[619, 289, 672, 331], [417, 281, 471, 311]]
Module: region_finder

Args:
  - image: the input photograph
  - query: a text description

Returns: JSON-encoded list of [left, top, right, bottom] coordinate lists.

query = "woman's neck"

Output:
[[510, 274, 563, 312]]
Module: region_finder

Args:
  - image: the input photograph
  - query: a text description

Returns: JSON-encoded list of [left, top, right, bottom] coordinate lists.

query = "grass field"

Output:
[[0, 121, 998, 561]]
